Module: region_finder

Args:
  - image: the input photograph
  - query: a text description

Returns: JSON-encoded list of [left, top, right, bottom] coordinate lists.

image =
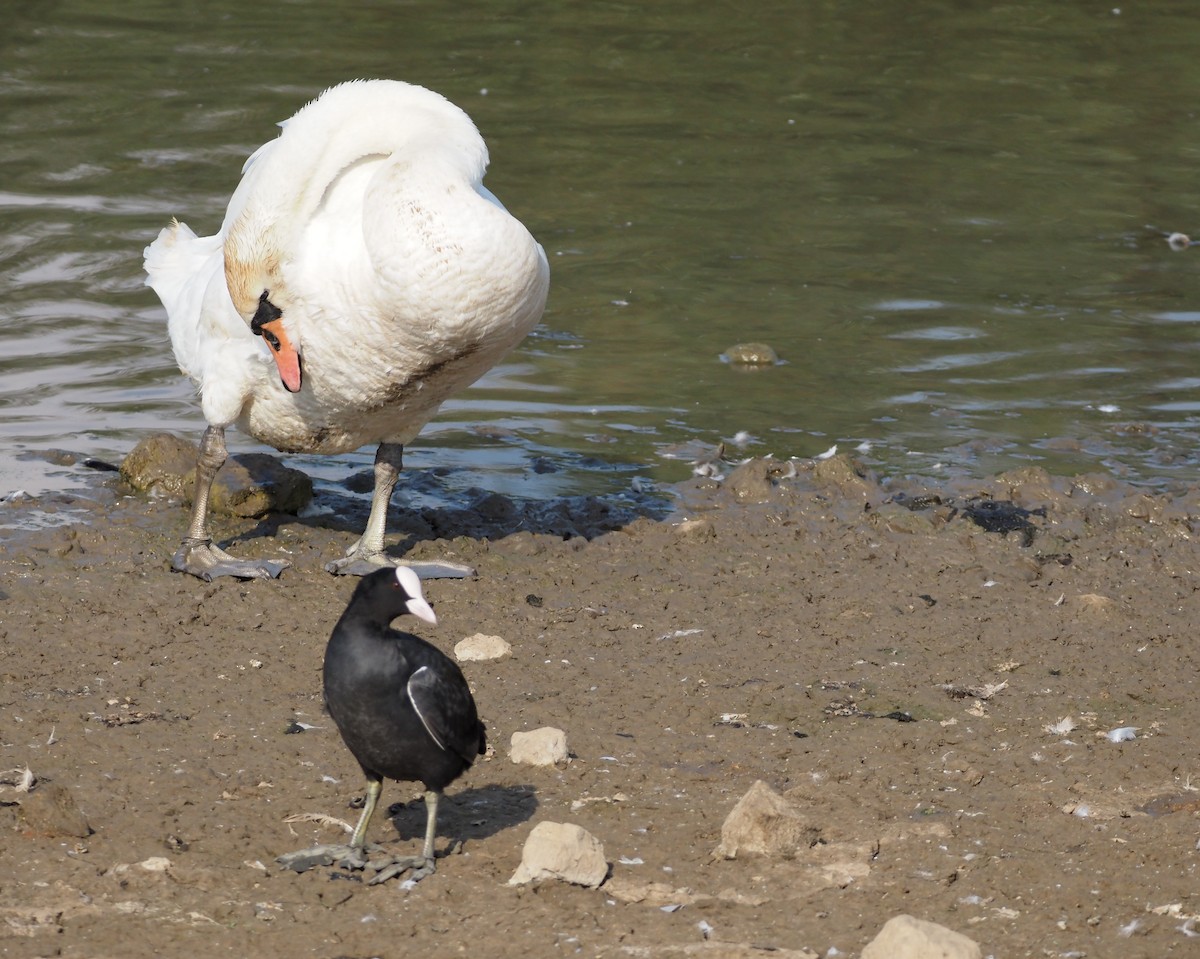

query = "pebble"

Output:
[[713, 780, 821, 860], [861, 914, 981, 959], [507, 821, 608, 888], [510, 727, 569, 766], [454, 633, 513, 662]]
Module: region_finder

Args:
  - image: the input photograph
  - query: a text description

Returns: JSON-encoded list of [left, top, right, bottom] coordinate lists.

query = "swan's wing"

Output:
[[475, 182, 508, 212], [219, 128, 287, 236], [241, 119, 288, 174]]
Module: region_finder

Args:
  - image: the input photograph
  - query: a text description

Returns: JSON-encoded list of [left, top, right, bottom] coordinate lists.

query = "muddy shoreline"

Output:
[[2, 454, 1199, 957]]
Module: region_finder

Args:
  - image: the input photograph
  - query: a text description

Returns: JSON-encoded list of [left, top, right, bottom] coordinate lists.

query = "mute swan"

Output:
[[144, 80, 550, 580]]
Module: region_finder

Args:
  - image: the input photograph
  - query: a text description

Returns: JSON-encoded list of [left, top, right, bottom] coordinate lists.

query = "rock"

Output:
[[455, 633, 513, 662], [643, 946, 817, 959], [723, 342, 779, 366], [811, 453, 876, 499], [1076, 593, 1121, 616], [510, 727, 569, 766], [814, 855, 872, 889], [724, 459, 777, 504], [871, 503, 937, 536], [120, 433, 312, 517], [604, 876, 707, 906], [211, 453, 312, 517], [471, 491, 519, 522], [507, 821, 608, 888], [105, 857, 174, 882], [994, 466, 1059, 509], [713, 780, 820, 860], [119, 433, 198, 498], [16, 783, 91, 838], [861, 915, 981, 959], [104, 857, 179, 893], [674, 518, 716, 542]]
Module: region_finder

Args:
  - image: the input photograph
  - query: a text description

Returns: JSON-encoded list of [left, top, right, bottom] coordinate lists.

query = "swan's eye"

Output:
[[249, 290, 285, 350]]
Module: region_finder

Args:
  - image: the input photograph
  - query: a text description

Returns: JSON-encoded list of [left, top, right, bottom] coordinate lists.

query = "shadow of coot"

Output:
[[385, 783, 537, 845]]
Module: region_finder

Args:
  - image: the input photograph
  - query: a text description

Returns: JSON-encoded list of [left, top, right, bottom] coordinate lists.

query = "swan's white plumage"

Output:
[[146, 79, 549, 455], [143, 80, 549, 579]]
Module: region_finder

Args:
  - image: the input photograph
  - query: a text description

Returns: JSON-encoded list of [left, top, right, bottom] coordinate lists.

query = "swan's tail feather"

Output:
[[143, 220, 222, 324]]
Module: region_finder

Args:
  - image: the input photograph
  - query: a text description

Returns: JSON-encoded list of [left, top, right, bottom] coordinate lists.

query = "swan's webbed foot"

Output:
[[172, 537, 291, 581], [276, 843, 435, 885], [324, 542, 474, 580]]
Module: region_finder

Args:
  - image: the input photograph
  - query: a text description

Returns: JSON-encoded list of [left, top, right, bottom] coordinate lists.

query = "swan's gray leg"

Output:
[[325, 442, 474, 579], [172, 425, 290, 580]]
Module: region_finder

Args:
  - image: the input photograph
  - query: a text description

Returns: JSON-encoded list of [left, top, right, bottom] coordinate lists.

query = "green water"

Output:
[[4, 0, 1200, 506]]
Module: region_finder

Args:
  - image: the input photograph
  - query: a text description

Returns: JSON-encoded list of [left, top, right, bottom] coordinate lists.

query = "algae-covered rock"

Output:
[[121, 433, 312, 517], [119, 432, 197, 498]]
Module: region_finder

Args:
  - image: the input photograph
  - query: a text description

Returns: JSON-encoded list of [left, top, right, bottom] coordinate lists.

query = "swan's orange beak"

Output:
[[259, 318, 303, 393]]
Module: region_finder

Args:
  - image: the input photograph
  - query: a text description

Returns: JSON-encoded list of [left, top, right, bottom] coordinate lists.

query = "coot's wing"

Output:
[[407, 665, 482, 763]]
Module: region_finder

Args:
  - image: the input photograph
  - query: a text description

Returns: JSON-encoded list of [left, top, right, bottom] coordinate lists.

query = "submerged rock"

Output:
[[120, 433, 312, 517], [723, 342, 780, 366]]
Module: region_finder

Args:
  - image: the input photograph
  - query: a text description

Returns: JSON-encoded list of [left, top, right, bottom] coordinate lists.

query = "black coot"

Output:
[[278, 566, 485, 884]]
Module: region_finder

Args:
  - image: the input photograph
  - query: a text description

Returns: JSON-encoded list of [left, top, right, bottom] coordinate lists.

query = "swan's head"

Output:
[[225, 244, 303, 393]]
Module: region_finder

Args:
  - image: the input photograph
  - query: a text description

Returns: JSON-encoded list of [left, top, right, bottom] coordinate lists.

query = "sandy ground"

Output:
[[2, 452, 1199, 958]]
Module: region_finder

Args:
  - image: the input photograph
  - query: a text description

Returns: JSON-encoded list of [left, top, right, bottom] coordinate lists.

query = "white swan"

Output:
[[144, 80, 550, 580]]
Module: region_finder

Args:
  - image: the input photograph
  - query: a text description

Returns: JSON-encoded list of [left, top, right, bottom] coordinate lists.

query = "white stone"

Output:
[[454, 633, 512, 662], [510, 727, 569, 766], [105, 856, 174, 881], [861, 915, 982, 959], [507, 821, 608, 888], [713, 779, 821, 859]]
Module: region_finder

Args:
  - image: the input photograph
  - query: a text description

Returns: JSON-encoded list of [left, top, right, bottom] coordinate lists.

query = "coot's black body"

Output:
[[278, 565, 485, 883], [324, 570, 486, 792]]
